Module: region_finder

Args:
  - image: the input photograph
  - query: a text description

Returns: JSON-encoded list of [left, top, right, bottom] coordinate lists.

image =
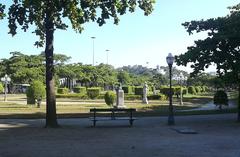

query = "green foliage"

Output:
[[0, 4, 5, 20], [0, 83, 4, 93], [73, 86, 86, 94], [160, 86, 174, 96], [195, 86, 202, 94], [56, 93, 88, 99], [147, 94, 167, 101], [214, 90, 228, 110], [188, 86, 197, 95], [122, 86, 133, 94], [57, 88, 69, 94], [26, 80, 46, 104], [125, 94, 142, 100], [176, 4, 240, 78], [134, 86, 143, 95], [104, 91, 116, 107], [182, 88, 188, 95], [87, 87, 101, 99]]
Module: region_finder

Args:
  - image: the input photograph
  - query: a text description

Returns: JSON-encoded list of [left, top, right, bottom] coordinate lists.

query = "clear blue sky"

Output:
[[0, 0, 239, 72]]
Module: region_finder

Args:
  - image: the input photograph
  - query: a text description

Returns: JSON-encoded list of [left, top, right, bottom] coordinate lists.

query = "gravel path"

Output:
[[0, 114, 240, 157]]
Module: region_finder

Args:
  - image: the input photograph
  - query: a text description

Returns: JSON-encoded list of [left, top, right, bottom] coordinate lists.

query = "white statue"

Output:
[[142, 82, 148, 104]]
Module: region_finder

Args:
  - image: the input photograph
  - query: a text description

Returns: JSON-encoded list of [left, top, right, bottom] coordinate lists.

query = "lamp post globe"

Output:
[[166, 53, 175, 125], [1, 74, 11, 102]]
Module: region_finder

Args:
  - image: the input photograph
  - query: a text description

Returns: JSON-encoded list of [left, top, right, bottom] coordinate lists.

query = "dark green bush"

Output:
[[57, 88, 69, 94], [134, 86, 143, 95], [73, 86, 86, 94], [104, 91, 116, 107], [160, 86, 174, 96], [87, 87, 101, 99], [195, 86, 202, 93], [188, 86, 197, 95], [214, 90, 228, 110], [122, 86, 133, 94], [26, 80, 46, 105], [147, 94, 167, 101]]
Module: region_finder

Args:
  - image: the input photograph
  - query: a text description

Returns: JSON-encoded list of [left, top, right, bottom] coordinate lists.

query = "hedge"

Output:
[[87, 87, 101, 99], [57, 88, 69, 94], [160, 87, 174, 96], [125, 94, 141, 100], [188, 86, 197, 95], [147, 94, 167, 101], [56, 93, 88, 99], [73, 86, 86, 94], [122, 86, 134, 94], [135, 86, 143, 95]]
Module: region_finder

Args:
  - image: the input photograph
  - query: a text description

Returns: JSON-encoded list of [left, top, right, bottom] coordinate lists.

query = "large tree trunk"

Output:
[[238, 82, 240, 122], [45, 7, 59, 128]]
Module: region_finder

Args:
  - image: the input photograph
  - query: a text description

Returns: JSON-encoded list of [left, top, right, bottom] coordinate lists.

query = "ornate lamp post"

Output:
[[91, 36, 96, 66], [166, 53, 175, 125], [1, 74, 11, 101]]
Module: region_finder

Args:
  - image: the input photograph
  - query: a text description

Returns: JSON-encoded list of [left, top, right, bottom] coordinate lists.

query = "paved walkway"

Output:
[[0, 114, 239, 157]]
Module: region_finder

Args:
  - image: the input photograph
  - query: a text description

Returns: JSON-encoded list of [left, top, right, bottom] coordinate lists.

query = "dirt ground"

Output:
[[0, 114, 239, 157]]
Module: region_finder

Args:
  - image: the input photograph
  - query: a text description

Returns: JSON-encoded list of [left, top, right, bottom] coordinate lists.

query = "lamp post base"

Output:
[[168, 115, 175, 125]]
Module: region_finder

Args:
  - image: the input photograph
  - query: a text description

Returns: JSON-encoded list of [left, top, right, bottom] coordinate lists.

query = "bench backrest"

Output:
[[90, 108, 136, 112]]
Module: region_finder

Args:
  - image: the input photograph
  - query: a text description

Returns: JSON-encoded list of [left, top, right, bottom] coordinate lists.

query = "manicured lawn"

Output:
[[0, 92, 237, 118]]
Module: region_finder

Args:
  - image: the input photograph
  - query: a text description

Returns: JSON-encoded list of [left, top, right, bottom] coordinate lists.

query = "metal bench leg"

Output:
[[129, 120, 133, 127]]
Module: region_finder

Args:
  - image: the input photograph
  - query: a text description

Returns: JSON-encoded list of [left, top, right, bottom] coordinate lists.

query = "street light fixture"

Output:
[[1, 74, 11, 101], [91, 36, 96, 66], [106, 49, 110, 65], [166, 53, 175, 125]]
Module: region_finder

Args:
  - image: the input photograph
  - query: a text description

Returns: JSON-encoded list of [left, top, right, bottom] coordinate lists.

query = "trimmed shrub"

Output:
[[56, 93, 88, 99], [188, 86, 197, 95], [73, 86, 86, 94], [87, 87, 101, 99], [104, 91, 116, 107], [147, 94, 167, 101], [57, 88, 69, 94], [195, 86, 202, 93], [214, 90, 228, 110], [122, 86, 133, 94], [160, 87, 174, 96], [26, 80, 46, 105], [0, 83, 4, 93], [182, 87, 188, 95], [125, 94, 141, 100], [134, 86, 143, 95]]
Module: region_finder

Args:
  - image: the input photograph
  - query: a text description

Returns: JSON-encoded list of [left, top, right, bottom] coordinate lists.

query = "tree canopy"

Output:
[[176, 3, 240, 121], [176, 4, 240, 77]]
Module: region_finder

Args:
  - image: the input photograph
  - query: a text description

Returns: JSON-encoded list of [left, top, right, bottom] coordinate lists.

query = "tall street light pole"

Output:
[[1, 74, 11, 102], [91, 36, 96, 66], [166, 53, 175, 125], [106, 49, 110, 65]]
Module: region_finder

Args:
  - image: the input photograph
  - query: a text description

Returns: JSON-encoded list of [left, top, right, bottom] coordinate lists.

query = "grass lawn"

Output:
[[0, 92, 237, 118]]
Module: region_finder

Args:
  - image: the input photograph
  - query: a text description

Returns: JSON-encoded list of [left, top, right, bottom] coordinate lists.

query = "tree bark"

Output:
[[44, 7, 59, 128], [238, 82, 240, 122]]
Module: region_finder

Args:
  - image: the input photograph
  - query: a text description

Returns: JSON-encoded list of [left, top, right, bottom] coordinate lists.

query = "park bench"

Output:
[[89, 108, 137, 127]]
